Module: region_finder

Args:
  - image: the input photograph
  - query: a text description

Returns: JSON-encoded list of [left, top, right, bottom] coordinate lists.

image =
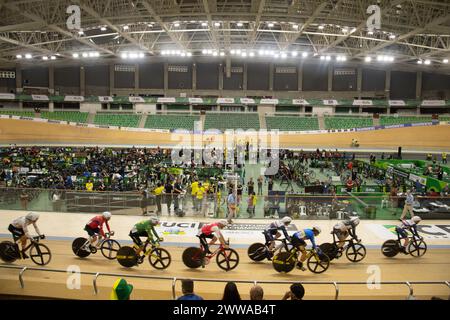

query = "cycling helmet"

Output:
[[25, 212, 39, 222], [412, 216, 422, 223], [218, 220, 228, 227], [350, 216, 360, 227], [281, 216, 292, 225], [102, 211, 112, 220], [312, 226, 321, 235], [149, 215, 160, 225]]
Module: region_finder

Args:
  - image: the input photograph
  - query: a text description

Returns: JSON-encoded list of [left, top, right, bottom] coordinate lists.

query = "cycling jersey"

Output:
[[86, 215, 110, 237], [292, 229, 317, 249], [10, 216, 41, 239], [265, 221, 290, 239], [132, 220, 159, 240], [333, 220, 357, 239], [199, 223, 221, 237], [396, 219, 419, 238]]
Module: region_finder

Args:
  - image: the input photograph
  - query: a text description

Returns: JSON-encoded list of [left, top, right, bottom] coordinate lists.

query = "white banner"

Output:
[[421, 100, 445, 106], [98, 96, 113, 102], [31, 95, 49, 101], [217, 98, 235, 104], [64, 95, 84, 102], [157, 97, 176, 103], [409, 173, 427, 185], [292, 99, 309, 105], [129, 97, 145, 103], [323, 99, 338, 105], [260, 99, 279, 105], [240, 98, 255, 104], [389, 100, 405, 106], [0, 93, 15, 100], [353, 99, 373, 106], [188, 97, 203, 104]]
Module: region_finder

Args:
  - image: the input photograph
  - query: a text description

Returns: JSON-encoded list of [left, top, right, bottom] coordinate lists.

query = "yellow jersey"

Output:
[[196, 187, 205, 200], [191, 181, 199, 195], [86, 182, 93, 192], [153, 186, 164, 195]]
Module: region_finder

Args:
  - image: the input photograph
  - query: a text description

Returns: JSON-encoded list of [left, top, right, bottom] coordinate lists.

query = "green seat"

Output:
[[0, 110, 35, 117], [324, 117, 373, 130], [380, 116, 432, 126], [204, 113, 260, 131], [41, 111, 88, 123], [145, 114, 200, 130], [94, 113, 141, 127], [266, 116, 319, 131]]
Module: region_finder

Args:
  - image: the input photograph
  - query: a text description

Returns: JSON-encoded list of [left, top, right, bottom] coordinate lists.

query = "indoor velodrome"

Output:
[[0, 0, 449, 301]]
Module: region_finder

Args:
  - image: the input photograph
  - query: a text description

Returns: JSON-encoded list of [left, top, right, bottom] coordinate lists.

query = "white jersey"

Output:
[[399, 219, 416, 230], [12, 216, 41, 238], [333, 221, 352, 232]]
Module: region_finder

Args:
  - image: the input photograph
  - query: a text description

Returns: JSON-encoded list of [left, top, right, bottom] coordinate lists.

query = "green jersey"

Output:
[[134, 220, 159, 240]]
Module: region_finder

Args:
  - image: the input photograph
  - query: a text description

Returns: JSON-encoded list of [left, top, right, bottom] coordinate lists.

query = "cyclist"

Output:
[[8, 212, 44, 259], [290, 226, 322, 271], [84, 211, 113, 250], [198, 220, 228, 254], [396, 216, 422, 253], [332, 216, 360, 249], [129, 216, 163, 257], [263, 216, 292, 254]]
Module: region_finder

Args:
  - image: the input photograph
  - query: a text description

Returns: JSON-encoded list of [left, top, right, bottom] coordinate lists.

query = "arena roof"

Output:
[[0, 0, 449, 69]]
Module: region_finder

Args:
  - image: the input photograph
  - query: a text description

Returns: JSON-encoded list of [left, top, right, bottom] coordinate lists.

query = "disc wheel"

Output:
[[182, 247, 203, 269], [408, 239, 427, 257], [100, 239, 121, 260], [247, 243, 267, 262], [345, 243, 366, 263], [29, 243, 52, 266], [72, 237, 91, 258], [381, 240, 400, 257], [116, 246, 138, 268], [216, 248, 239, 271], [307, 252, 330, 274], [272, 251, 296, 273], [319, 243, 339, 261], [0, 241, 18, 263], [149, 247, 171, 270]]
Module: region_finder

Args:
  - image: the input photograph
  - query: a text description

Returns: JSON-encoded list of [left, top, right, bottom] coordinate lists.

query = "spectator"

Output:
[[257, 176, 263, 196], [442, 152, 447, 164], [110, 278, 133, 300], [247, 192, 256, 218], [222, 282, 241, 301], [250, 285, 264, 300], [195, 182, 205, 214], [173, 177, 183, 213], [140, 187, 149, 216], [345, 178, 354, 193], [282, 283, 305, 300], [400, 189, 415, 220], [247, 177, 254, 195], [177, 279, 203, 300], [227, 189, 237, 223], [268, 178, 274, 193], [19, 190, 29, 210], [164, 180, 173, 215], [85, 180, 93, 192], [152, 182, 164, 216]]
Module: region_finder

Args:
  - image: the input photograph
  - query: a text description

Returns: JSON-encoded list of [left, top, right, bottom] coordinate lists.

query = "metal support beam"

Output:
[[80, 66, 85, 96], [328, 64, 333, 92], [416, 71, 422, 99]]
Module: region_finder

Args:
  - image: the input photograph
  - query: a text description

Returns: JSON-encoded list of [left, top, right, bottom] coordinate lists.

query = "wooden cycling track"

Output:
[[0, 239, 449, 300], [1, 118, 450, 150]]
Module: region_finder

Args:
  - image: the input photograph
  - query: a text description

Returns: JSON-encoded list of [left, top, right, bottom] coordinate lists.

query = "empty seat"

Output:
[[324, 117, 373, 129], [41, 111, 88, 123], [94, 113, 141, 127], [266, 116, 319, 131], [204, 113, 260, 131], [145, 114, 199, 130]]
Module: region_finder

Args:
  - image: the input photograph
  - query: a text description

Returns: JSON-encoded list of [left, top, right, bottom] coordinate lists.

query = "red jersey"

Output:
[[86, 215, 110, 236], [201, 223, 220, 236]]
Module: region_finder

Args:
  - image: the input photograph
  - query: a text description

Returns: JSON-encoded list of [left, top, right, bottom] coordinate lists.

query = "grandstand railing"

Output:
[[0, 265, 448, 300]]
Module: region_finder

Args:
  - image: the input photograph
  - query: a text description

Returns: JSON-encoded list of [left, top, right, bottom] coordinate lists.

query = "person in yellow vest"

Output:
[[195, 183, 205, 214], [190, 179, 199, 210], [86, 180, 93, 192], [442, 152, 447, 164], [426, 153, 432, 161], [110, 278, 133, 300], [152, 182, 165, 216]]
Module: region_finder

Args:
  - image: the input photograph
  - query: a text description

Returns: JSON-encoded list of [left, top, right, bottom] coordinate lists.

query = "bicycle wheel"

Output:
[[0, 241, 18, 263], [345, 243, 366, 262], [72, 237, 91, 258], [272, 252, 296, 273], [247, 243, 267, 262], [100, 239, 121, 260], [216, 248, 239, 271], [408, 239, 427, 257], [30, 243, 52, 266], [149, 247, 171, 270], [319, 243, 339, 261], [116, 246, 138, 268], [182, 247, 203, 269], [307, 252, 330, 274], [381, 240, 400, 258]]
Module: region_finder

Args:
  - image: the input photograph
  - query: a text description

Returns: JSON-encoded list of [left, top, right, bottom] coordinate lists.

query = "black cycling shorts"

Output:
[[396, 227, 408, 239], [291, 236, 306, 248], [8, 224, 24, 241], [129, 230, 149, 246], [84, 225, 100, 237], [263, 230, 277, 243]]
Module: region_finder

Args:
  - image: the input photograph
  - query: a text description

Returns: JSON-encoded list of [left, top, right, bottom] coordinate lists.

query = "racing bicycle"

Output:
[[381, 231, 427, 258], [247, 233, 290, 262], [116, 238, 171, 269], [72, 232, 121, 259], [319, 232, 366, 262], [0, 235, 51, 266], [182, 237, 239, 271], [272, 239, 330, 274]]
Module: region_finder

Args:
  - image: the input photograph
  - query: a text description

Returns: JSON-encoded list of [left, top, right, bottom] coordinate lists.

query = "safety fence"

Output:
[[0, 265, 449, 300]]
